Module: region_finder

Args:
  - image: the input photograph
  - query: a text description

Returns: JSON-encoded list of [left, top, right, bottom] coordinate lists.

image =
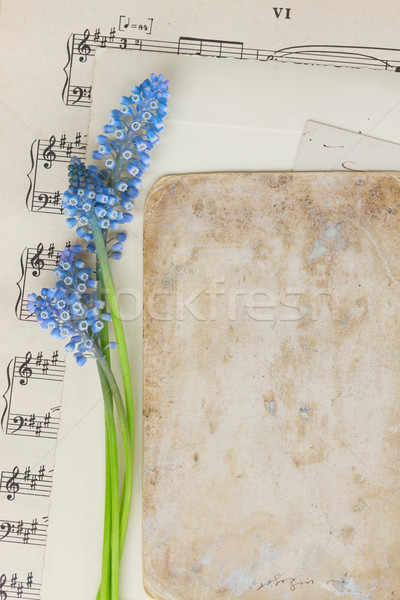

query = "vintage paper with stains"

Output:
[[143, 171, 400, 600]]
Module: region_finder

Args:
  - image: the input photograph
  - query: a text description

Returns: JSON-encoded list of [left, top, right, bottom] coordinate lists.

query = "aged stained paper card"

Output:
[[143, 172, 400, 600]]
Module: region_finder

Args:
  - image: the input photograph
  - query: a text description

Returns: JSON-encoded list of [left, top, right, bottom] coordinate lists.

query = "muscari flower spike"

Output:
[[62, 159, 131, 258], [62, 73, 169, 255], [27, 245, 115, 366]]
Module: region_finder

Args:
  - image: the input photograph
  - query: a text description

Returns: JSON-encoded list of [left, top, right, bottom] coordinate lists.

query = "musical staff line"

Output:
[[15, 353, 65, 383], [1, 351, 64, 439], [0, 518, 48, 547], [26, 133, 85, 213], [62, 28, 400, 107], [0, 571, 40, 599], [31, 190, 63, 214], [15, 242, 71, 320], [0, 466, 53, 501], [5, 411, 60, 440]]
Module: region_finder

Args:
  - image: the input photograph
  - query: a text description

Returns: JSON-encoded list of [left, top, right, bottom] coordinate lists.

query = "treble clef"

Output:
[[30, 242, 44, 277], [77, 29, 91, 62], [5, 466, 20, 501], [0, 573, 7, 599], [19, 351, 32, 386], [42, 135, 56, 169]]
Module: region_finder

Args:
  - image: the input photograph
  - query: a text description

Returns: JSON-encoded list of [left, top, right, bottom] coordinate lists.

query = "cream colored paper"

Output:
[[295, 121, 400, 171], [40, 48, 400, 600], [1, 1, 400, 598]]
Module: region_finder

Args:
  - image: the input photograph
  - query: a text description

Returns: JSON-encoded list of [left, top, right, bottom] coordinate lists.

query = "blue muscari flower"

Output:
[[27, 246, 112, 366], [62, 160, 128, 249], [61, 74, 168, 260]]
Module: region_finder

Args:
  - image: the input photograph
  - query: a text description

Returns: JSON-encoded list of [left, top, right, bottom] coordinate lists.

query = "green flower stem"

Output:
[[90, 217, 135, 553], [96, 260, 132, 556], [97, 253, 111, 366], [97, 263, 112, 600], [97, 366, 119, 600], [90, 218, 135, 448], [96, 425, 110, 600], [92, 342, 133, 556]]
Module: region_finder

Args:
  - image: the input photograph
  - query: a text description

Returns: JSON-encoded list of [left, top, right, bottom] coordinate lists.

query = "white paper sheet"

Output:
[[295, 120, 400, 171]]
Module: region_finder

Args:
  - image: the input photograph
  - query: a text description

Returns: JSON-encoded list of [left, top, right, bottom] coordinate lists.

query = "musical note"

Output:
[[62, 28, 400, 107], [18, 352, 32, 386], [177, 36, 244, 58], [77, 28, 91, 62], [119, 15, 130, 30], [5, 467, 19, 501], [30, 243, 44, 277], [42, 135, 56, 169], [117, 16, 153, 33]]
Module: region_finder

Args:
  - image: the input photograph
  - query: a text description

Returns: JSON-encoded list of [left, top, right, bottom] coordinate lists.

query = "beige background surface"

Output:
[[0, 1, 400, 598]]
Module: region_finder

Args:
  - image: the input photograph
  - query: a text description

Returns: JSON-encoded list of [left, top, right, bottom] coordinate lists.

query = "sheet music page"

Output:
[[294, 121, 400, 171], [0, 1, 400, 599]]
